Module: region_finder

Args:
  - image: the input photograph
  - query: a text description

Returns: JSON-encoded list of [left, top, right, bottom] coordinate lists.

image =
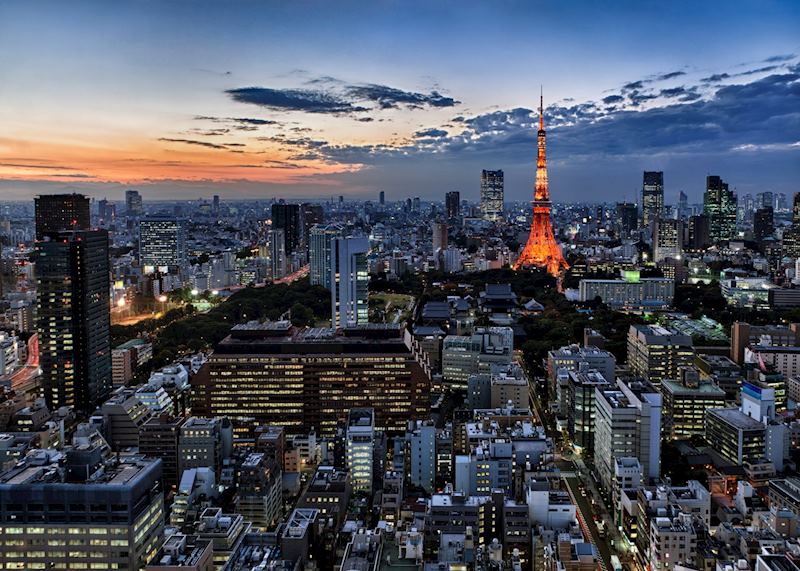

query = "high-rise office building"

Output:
[[688, 214, 710, 250], [0, 441, 164, 570], [309, 224, 342, 287], [654, 218, 683, 262], [34, 193, 91, 240], [566, 369, 610, 453], [98, 198, 115, 224], [627, 324, 694, 387], [641, 171, 664, 229], [703, 175, 737, 243], [300, 203, 324, 250], [662, 369, 726, 440], [271, 203, 301, 255], [36, 229, 112, 412], [595, 378, 662, 491], [139, 217, 186, 273], [269, 229, 287, 280], [125, 189, 144, 216], [616, 202, 638, 236], [446, 191, 460, 219], [331, 237, 369, 328], [480, 169, 504, 221], [379, 191, 385, 205], [754, 206, 774, 241], [432, 222, 448, 252], [793, 192, 800, 225], [346, 408, 376, 494], [678, 191, 689, 220], [212, 194, 220, 215], [192, 322, 431, 437]]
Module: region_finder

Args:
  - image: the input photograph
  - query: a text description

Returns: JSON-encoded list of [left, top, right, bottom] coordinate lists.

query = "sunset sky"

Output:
[[1, 0, 799, 203]]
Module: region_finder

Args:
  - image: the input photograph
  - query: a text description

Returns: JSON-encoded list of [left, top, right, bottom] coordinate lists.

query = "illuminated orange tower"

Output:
[[513, 92, 569, 275]]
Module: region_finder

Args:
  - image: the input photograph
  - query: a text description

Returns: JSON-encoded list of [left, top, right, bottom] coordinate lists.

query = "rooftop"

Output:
[[707, 407, 766, 430]]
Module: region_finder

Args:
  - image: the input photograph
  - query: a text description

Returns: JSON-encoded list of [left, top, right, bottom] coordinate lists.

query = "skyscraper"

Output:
[[125, 189, 143, 216], [432, 222, 448, 252], [654, 218, 683, 262], [300, 203, 324, 251], [212, 194, 220, 215], [331, 237, 369, 328], [139, 216, 186, 273], [270, 229, 287, 280], [480, 169, 504, 221], [678, 190, 689, 220], [616, 202, 638, 236], [36, 230, 112, 412], [34, 193, 91, 240], [703, 175, 737, 243], [309, 223, 341, 286], [446, 191, 460, 219], [793, 192, 800, 225], [271, 203, 301, 255], [754, 206, 774, 241], [379, 190, 385, 205], [688, 214, 710, 250], [513, 95, 569, 275], [641, 171, 664, 229]]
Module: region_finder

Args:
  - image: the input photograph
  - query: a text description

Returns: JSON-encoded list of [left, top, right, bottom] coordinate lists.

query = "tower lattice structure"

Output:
[[513, 94, 569, 275]]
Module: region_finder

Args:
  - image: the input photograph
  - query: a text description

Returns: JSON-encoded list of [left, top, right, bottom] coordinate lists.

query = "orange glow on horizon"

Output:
[[0, 134, 363, 185]]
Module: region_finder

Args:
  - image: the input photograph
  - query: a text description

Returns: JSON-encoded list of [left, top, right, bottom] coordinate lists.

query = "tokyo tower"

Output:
[[512, 92, 569, 276]]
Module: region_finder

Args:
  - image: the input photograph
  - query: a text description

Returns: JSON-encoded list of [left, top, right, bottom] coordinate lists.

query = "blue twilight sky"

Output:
[[0, 0, 798, 203]]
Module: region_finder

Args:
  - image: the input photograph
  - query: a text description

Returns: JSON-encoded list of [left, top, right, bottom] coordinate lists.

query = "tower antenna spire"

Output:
[[539, 86, 544, 130]]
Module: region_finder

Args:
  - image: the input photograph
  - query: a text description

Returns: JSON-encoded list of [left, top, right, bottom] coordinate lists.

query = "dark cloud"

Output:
[[414, 128, 448, 138], [658, 86, 700, 101], [656, 71, 686, 81], [622, 80, 644, 90], [303, 71, 800, 175], [763, 54, 795, 63], [159, 138, 237, 151], [0, 162, 79, 170], [739, 65, 779, 76], [225, 87, 365, 114], [701, 64, 785, 83], [602, 94, 624, 104], [345, 84, 458, 109], [701, 73, 731, 83], [225, 78, 459, 115], [627, 90, 658, 106]]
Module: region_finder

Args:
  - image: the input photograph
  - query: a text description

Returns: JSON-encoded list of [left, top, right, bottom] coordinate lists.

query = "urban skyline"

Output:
[[1, 1, 799, 201], [1, 3, 800, 571]]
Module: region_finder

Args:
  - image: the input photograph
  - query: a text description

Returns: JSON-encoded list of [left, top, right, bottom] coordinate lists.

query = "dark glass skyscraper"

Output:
[[125, 189, 143, 216], [616, 202, 638, 236], [703, 175, 737, 243], [753, 206, 774, 241], [34, 193, 91, 240], [271, 203, 301, 255], [446, 191, 460, 219], [641, 171, 664, 229], [36, 230, 112, 412]]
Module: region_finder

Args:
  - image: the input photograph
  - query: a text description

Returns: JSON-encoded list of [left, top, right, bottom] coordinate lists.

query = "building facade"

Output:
[[480, 169, 504, 221], [36, 230, 112, 413]]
